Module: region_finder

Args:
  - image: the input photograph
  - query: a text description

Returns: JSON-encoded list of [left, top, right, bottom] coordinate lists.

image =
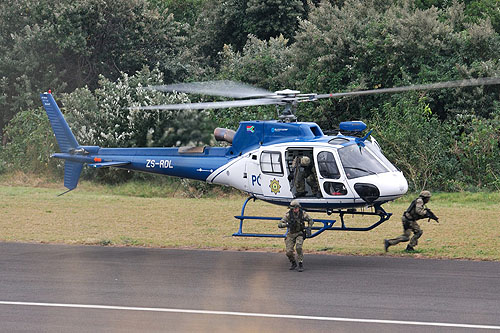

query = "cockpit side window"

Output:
[[317, 151, 340, 179], [338, 144, 388, 179]]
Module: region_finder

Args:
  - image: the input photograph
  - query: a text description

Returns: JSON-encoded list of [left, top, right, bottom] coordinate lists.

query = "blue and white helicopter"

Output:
[[41, 77, 500, 238]]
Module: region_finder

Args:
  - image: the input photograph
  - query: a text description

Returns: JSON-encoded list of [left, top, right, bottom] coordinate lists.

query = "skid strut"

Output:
[[233, 196, 393, 238]]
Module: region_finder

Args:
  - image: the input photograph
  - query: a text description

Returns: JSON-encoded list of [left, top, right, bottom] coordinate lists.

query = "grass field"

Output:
[[1, 178, 499, 260]]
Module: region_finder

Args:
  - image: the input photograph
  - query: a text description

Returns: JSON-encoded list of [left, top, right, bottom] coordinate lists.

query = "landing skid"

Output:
[[233, 196, 393, 238]]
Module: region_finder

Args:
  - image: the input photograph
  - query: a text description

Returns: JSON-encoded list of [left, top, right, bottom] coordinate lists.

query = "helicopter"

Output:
[[41, 77, 500, 238]]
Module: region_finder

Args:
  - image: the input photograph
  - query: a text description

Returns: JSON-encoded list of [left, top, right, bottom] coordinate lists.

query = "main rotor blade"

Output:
[[129, 98, 283, 111], [149, 80, 275, 99], [316, 77, 500, 99]]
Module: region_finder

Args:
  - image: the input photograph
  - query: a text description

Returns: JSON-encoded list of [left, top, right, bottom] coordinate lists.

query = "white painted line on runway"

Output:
[[1, 301, 500, 330]]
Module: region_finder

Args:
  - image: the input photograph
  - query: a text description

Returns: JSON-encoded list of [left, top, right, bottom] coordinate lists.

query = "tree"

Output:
[[149, 0, 205, 26], [244, 0, 304, 42], [219, 34, 293, 88], [448, 111, 500, 191], [1, 107, 57, 174], [210, 35, 293, 129], [0, 0, 193, 145], [0, 1, 65, 145], [370, 96, 453, 191], [192, 0, 249, 67], [193, 0, 306, 67], [288, 0, 500, 129], [62, 67, 214, 149]]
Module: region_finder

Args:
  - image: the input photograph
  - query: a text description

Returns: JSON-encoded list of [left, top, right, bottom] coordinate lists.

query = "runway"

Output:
[[0, 243, 499, 332]]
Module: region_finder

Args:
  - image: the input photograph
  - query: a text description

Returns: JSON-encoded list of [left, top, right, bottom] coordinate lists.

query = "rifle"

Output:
[[425, 209, 439, 223]]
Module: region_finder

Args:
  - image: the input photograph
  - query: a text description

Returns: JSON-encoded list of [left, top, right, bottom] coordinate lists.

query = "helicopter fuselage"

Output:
[[213, 140, 408, 211]]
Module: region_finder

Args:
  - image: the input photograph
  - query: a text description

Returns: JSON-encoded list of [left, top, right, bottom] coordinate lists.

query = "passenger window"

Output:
[[260, 151, 283, 175], [317, 151, 340, 179], [323, 182, 347, 196]]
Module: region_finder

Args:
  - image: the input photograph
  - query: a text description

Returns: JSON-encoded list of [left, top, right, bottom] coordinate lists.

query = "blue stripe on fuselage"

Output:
[[95, 147, 231, 181]]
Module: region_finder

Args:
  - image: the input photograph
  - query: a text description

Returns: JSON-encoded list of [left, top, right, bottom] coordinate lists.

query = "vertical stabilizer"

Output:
[[63, 161, 83, 192], [40, 92, 79, 152], [41, 92, 83, 193]]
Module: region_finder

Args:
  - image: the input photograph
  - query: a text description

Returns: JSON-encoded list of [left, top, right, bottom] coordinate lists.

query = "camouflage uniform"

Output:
[[385, 192, 432, 251], [278, 204, 314, 270], [292, 157, 319, 197]]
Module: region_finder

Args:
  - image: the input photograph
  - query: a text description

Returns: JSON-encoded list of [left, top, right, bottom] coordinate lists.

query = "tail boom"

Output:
[[41, 92, 231, 192]]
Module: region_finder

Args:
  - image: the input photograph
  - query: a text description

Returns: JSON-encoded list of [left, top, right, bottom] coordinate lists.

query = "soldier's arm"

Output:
[[278, 212, 290, 228], [414, 198, 427, 218], [304, 212, 314, 228]]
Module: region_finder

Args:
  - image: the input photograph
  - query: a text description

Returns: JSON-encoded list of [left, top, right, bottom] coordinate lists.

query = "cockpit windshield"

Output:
[[338, 144, 389, 179], [364, 141, 399, 172]]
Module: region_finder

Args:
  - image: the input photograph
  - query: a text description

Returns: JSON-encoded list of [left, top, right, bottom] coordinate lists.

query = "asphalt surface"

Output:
[[0, 242, 499, 332]]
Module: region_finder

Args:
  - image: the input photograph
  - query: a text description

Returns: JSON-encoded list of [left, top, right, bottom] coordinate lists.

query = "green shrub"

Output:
[[370, 95, 453, 191], [2, 107, 58, 174], [450, 114, 500, 191]]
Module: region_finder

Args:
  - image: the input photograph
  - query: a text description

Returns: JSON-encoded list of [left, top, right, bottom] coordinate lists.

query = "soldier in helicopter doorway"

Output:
[[384, 190, 439, 252], [278, 200, 314, 272], [289, 156, 320, 198]]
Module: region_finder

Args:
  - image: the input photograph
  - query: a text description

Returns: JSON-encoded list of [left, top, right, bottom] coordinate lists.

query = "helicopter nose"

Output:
[[394, 172, 408, 194], [354, 183, 380, 203], [400, 176, 408, 194]]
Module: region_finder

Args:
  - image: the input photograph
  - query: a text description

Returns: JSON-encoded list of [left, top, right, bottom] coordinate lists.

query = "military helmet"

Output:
[[300, 156, 311, 166], [419, 190, 432, 198], [290, 199, 301, 208]]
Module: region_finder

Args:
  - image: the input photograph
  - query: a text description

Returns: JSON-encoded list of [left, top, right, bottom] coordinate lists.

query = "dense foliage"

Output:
[[1, 0, 499, 191], [62, 67, 213, 149]]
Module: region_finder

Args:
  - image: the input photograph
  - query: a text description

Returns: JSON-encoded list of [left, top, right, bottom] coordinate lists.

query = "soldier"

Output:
[[278, 200, 314, 272], [384, 190, 438, 252], [290, 156, 320, 198]]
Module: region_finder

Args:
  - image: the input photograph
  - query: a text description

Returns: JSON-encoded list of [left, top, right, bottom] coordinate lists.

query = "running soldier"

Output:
[[384, 190, 438, 252]]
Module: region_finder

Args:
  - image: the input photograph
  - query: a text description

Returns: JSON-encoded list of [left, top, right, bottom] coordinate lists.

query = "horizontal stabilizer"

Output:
[[88, 161, 131, 168]]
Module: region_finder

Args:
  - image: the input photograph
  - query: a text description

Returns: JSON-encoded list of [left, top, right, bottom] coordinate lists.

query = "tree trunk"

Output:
[[0, 116, 6, 146]]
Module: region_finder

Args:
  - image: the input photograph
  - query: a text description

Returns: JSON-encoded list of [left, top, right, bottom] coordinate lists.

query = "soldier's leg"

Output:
[[409, 222, 423, 248], [285, 234, 298, 270], [295, 172, 306, 196], [387, 229, 411, 246], [295, 235, 305, 263], [285, 235, 296, 262], [387, 219, 411, 246], [306, 174, 320, 197]]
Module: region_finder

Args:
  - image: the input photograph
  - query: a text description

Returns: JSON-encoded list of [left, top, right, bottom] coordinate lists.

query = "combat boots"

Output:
[[298, 262, 304, 272], [384, 239, 390, 252], [289, 260, 297, 270], [405, 245, 415, 252]]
